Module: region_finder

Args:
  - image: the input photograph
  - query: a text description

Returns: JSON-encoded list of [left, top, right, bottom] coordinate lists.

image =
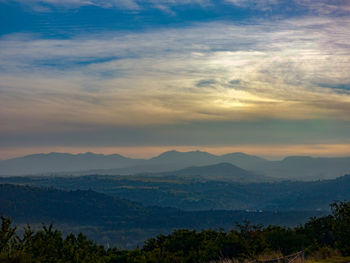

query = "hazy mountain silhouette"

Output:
[[0, 152, 144, 176], [0, 150, 263, 176], [81, 150, 270, 176], [1, 150, 350, 180], [120, 150, 222, 174], [254, 156, 350, 180], [161, 162, 270, 182], [149, 150, 218, 165], [220, 152, 268, 168]]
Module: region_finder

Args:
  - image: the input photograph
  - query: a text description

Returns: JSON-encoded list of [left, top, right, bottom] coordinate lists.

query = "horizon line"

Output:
[[2, 144, 350, 161]]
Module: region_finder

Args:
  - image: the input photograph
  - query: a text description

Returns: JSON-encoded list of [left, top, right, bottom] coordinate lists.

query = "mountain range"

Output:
[[158, 162, 271, 182], [1, 151, 350, 180]]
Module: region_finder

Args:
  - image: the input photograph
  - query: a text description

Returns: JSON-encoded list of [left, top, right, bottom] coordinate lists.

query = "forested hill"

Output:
[[2, 174, 350, 211], [1, 196, 350, 262], [0, 184, 147, 225], [0, 184, 323, 232]]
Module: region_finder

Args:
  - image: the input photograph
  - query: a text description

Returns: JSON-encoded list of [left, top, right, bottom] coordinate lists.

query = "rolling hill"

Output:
[[0, 183, 325, 248], [1, 174, 350, 211]]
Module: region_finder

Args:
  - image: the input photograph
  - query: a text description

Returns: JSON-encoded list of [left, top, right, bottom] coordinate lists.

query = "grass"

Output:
[[306, 256, 350, 263], [211, 257, 350, 263]]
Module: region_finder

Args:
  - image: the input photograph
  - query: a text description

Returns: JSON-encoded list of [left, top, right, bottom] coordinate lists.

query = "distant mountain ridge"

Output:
[[0, 152, 144, 176], [160, 162, 271, 182], [263, 156, 350, 179], [0, 150, 266, 176], [1, 150, 350, 180]]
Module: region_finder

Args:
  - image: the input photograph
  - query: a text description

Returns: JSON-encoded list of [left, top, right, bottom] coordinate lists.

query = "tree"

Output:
[[331, 201, 350, 255], [0, 216, 17, 255]]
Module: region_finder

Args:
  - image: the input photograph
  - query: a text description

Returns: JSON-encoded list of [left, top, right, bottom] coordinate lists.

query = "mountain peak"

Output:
[[168, 162, 267, 182], [152, 150, 215, 160], [158, 150, 180, 155]]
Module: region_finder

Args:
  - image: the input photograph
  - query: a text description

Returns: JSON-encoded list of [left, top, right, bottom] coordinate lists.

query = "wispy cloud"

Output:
[[1, 17, 350, 129], [3, 0, 350, 16], [295, 0, 350, 15], [1, 11, 350, 152], [3, 0, 211, 11]]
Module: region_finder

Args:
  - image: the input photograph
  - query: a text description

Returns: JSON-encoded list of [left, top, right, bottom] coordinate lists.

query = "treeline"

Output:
[[1, 202, 350, 263], [0, 184, 322, 231], [2, 174, 350, 211]]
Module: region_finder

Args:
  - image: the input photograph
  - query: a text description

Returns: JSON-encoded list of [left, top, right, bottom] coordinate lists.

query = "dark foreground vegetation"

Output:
[[1, 201, 350, 263]]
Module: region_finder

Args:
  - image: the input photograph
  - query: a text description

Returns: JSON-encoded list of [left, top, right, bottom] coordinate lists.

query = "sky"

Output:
[[0, 0, 350, 159]]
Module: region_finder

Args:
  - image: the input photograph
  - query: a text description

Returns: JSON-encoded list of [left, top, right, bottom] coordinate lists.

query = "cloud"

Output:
[[294, 0, 350, 15], [3, 0, 349, 16], [3, 0, 140, 10], [1, 15, 350, 151], [196, 79, 217, 88], [225, 0, 280, 10], [3, 0, 211, 12]]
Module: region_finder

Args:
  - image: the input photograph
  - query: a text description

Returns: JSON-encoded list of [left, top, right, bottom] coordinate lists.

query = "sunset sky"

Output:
[[1, 0, 350, 159]]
